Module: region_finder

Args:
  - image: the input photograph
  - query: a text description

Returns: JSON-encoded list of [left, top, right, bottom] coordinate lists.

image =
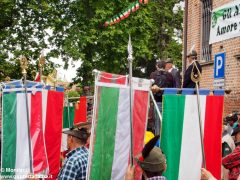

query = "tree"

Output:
[[47, 0, 183, 85], [0, 0, 55, 81], [0, 0, 183, 84]]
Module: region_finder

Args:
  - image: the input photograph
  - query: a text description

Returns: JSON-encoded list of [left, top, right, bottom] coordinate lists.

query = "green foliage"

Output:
[[0, 0, 183, 84], [0, 0, 55, 81], [67, 90, 80, 98]]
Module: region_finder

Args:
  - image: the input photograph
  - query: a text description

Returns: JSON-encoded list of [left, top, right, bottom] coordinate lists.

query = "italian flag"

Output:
[[73, 96, 87, 125], [62, 106, 75, 129], [131, 2, 140, 13], [161, 95, 224, 180], [2, 92, 48, 178], [43, 90, 64, 179], [1, 89, 64, 179], [87, 72, 151, 180], [123, 9, 131, 19]]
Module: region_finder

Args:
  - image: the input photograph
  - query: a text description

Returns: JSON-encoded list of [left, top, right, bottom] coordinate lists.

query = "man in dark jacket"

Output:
[[150, 60, 174, 135], [183, 50, 202, 88], [165, 58, 181, 88]]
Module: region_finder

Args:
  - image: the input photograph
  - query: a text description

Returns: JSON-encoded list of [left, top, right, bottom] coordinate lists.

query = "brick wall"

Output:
[[184, 0, 240, 116]]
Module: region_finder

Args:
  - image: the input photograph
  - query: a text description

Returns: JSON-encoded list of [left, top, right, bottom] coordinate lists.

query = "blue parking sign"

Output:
[[214, 52, 225, 79]]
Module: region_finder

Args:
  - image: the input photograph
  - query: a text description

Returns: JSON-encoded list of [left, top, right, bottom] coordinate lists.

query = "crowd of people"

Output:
[[149, 49, 202, 134], [56, 115, 240, 180], [57, 50, 239, 179], [0, 49, 236, 179]]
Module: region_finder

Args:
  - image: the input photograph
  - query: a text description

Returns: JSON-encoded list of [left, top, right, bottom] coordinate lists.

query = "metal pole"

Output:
[[150, 91, 162, 139], [39, 53, 45, 83], [128, 35, 134, 166], [191, 61, 206, 168], [20, 56, 33, 173], [66, 94, 71, 129], [195, 82, 206, 168]]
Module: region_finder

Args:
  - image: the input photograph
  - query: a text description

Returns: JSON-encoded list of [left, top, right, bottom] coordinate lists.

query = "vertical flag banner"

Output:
[[1, 82, 64, 180], [161, 95, 224, 180], [87, 71, 151, 180], [62, 106, 75, 129], [73, 96, 87, 125], [2, 91, 48, 178], [44, 91, 64, 179]]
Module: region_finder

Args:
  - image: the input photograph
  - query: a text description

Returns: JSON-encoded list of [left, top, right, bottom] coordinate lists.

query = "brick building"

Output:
[[183, 0, 240, 116]]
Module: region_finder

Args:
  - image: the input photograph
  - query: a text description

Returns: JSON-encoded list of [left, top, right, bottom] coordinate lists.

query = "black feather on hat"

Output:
[[135, 135, 166, 173], [142, 135, 160, 159]]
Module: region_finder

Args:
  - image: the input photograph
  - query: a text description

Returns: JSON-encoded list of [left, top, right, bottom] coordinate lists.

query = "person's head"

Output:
[[135, 136, 166, 179], [136, 147, 167, 179], [156, 60, 166, 71], [232, 127, 240, 142], [165, 58, 173, 70], [225, 113, 238, 127], [187, 50, 197, 63], [63, 128, 90, 150]]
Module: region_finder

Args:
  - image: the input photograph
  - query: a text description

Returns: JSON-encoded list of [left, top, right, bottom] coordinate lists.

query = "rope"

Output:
[[191, 61, 202, 83]]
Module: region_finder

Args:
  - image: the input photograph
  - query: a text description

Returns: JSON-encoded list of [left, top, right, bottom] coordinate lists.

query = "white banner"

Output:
[[209, 0, 240, 44]]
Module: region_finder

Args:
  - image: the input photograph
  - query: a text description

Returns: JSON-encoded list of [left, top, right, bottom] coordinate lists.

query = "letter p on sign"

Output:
[[214, 52, 225, 79]]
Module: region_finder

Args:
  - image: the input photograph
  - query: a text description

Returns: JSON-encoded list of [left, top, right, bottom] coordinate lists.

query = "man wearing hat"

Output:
[[136, 147, 167, 179], [183, 50, 202, 88], [58, 128, 89, 180], [222, 127, 240, 180], [165, 58, 181, 88], [232, 127, 240, 147], [150, 60, 174, 135], [130, 136, 167, 180]]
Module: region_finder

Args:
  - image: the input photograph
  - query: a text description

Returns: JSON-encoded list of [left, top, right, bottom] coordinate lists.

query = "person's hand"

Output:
[[201, 168, 216, 180], [125, 165, 135, 180], [151, 85, 160, 93]]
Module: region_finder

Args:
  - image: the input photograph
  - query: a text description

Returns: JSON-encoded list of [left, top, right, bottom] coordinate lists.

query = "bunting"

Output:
[[104, 0, 149, 27]]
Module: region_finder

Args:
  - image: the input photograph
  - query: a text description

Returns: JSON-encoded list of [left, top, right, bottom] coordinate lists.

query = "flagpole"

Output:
[[20, 56, 33, 173], [191, 61, 206, 168], [66, 94, 71, 129], [38, 53, 45, 83], [150, 90, 162, 138], [128, 35, 134, 166]]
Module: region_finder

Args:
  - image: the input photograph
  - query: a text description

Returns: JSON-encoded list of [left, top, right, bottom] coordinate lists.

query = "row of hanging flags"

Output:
[[0, 71, 225, 180], [86, 71, 225, 180], [104, 0, 149, 27], [62, 96, 87, 129], [61, 97, 88, 153]]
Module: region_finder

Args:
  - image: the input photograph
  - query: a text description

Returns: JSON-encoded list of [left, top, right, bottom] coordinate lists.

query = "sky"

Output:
[[50, 57, 82, 82]]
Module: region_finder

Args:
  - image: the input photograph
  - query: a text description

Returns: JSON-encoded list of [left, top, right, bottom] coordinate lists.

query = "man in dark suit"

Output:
[[183, 50, 202, 88], [150, 60, 174, 135], [165, 58, 181, 88]]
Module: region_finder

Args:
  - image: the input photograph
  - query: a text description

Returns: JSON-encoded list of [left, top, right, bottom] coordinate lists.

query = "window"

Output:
[[201, 0, 212, 61]]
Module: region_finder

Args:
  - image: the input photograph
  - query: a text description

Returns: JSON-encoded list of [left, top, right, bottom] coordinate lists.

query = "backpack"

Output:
[[155, 70, 174, 89], [222, 142, 232, 157], [154, 70, 174, 98]]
